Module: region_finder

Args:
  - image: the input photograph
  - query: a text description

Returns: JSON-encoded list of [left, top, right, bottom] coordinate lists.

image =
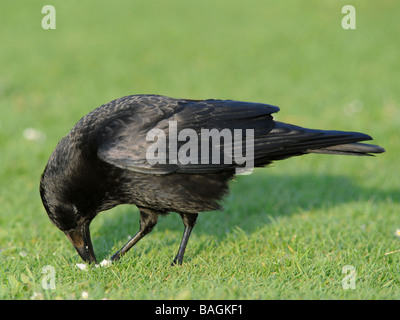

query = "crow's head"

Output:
[[40, 176, 97, 264], [39, 138, 98, 264]]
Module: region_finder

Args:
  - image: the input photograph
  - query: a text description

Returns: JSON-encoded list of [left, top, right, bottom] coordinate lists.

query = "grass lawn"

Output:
[[0, 0, 399, 300]]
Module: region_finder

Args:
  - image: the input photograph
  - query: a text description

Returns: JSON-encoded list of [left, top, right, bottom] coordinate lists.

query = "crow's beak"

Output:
[[65, 223, 97, 264]]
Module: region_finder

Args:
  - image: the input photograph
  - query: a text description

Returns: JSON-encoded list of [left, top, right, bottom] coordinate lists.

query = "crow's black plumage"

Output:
[[40, 95, 384, 265]]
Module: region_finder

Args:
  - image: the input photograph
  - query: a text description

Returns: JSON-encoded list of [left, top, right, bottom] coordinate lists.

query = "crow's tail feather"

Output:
[[255, 122, 385, 164], [307, 142, 385, 156]]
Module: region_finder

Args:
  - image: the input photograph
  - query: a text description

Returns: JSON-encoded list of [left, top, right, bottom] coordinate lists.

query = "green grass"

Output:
[[0, 0, 399, 299]]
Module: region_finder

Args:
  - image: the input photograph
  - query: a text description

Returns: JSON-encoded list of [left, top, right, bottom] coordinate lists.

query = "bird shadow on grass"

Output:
[[92, 172, 399, 261]]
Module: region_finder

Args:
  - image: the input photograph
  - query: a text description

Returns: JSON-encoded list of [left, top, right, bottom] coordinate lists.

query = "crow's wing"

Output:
[[96, 95, 280, 174]]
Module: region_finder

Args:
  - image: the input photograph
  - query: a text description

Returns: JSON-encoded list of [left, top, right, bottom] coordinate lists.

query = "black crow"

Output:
[[39, 95, 384, 265]]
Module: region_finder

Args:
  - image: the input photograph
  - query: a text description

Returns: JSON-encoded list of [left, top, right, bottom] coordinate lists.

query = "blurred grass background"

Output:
[[0, 0, 399, 299]]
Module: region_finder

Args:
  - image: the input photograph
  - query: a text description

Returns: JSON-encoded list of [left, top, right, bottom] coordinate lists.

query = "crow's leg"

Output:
[[111, 207, 158, 261], [171, 213, 198, 266]]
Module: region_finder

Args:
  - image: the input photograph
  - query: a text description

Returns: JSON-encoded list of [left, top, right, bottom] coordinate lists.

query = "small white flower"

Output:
[[81, 291, 89, 299], [76, 263, 88, 271], [30, 292, 44, 300], [343, 100, 363, 117], [95, 259, 112, 268], [99, 259, 112, 267], [23, 128, 46, 142]]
